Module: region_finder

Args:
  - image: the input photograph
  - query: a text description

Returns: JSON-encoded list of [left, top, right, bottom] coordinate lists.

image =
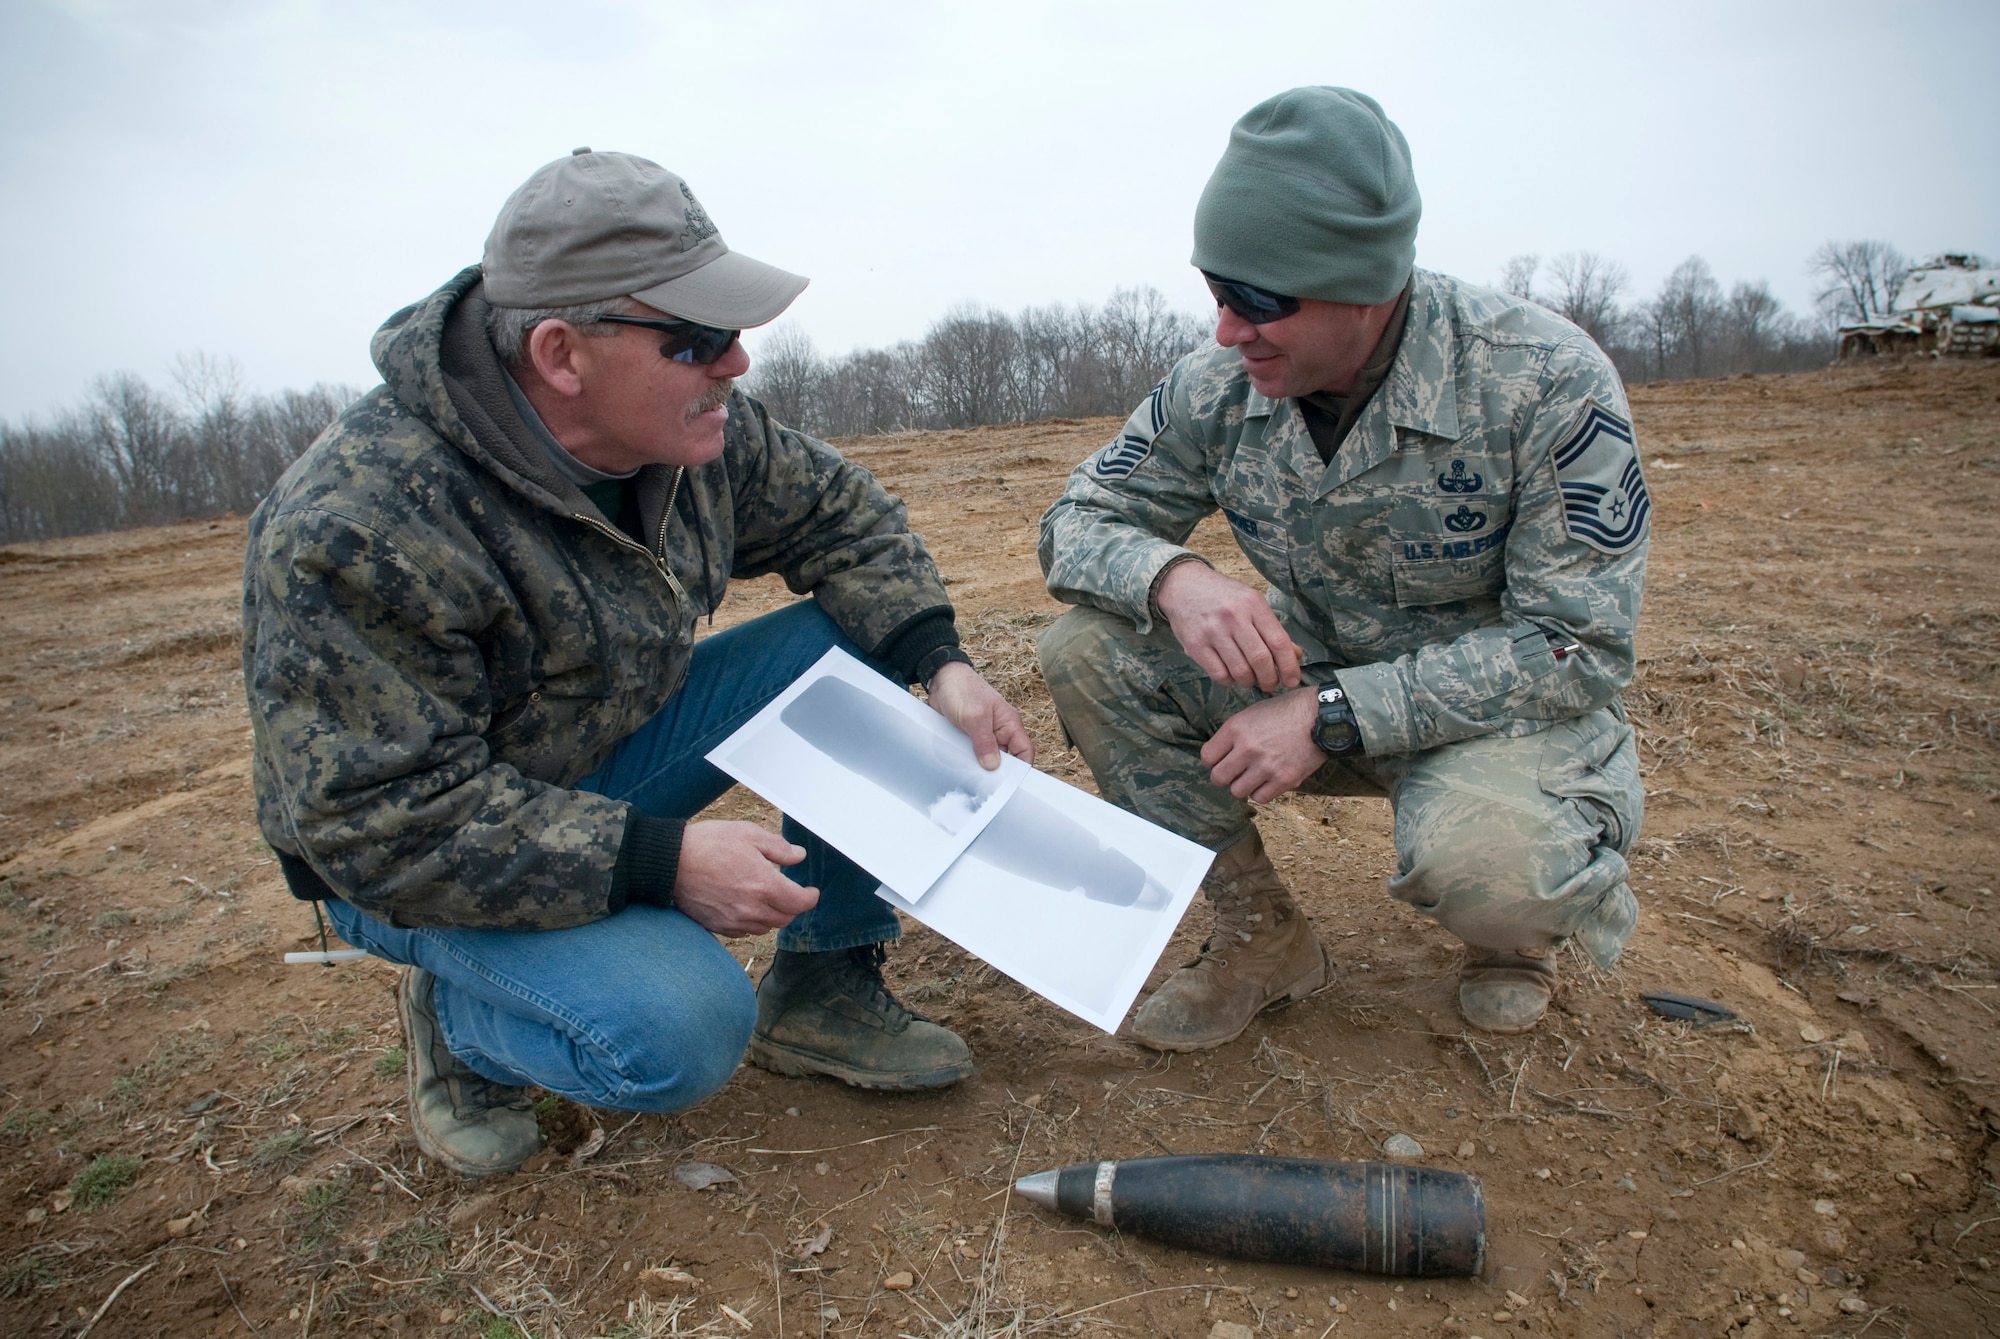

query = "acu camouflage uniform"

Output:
[[244, 266, 957, 931], [1038, 270, 1649, 964]]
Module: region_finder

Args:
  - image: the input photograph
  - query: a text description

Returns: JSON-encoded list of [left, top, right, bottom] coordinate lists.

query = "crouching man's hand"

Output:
[[673, 820, 819, 937], [1201, 687, 1327, 803], [925, 660, 1035, 770]]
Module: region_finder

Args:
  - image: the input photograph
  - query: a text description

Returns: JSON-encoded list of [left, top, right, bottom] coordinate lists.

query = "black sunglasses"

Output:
[[1201, 271, 1302, 325], [592, 314, 740, 365]]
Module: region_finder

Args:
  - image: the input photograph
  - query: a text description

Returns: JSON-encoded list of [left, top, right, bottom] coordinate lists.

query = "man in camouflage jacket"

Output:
[[245, 149, 1031, 1176], [1039, 88, 1647, 1045]]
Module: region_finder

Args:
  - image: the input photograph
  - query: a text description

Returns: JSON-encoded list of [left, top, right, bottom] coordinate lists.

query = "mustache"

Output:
[[686, 378, 735, 422]]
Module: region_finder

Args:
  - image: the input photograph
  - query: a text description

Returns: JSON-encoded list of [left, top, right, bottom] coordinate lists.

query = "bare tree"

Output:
[[1500, 254, 1541, 302], [1809, 239, 1909, 323], [911, 305, 1026, 428], [1655, 256, 1725, 378], [743, 323, 826, 431], [1096, 287, 1207, 411], [1545, 252, 1629, 346]]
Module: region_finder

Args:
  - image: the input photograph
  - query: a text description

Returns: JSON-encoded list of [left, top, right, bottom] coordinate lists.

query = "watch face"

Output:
[[1318, 719, 1359, 752]]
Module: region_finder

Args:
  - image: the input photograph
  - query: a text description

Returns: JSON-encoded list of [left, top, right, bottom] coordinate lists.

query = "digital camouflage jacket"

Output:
[[1040, 269, 1649, 758], [244, 266, 956, 930]]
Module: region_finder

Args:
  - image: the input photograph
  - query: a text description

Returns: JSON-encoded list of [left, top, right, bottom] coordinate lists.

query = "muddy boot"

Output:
[[1127, 828, 1329, 1052], [1458, 948, 1557, 1034], [397, 967, 540, 1178], [748, 944, 974, 1090]]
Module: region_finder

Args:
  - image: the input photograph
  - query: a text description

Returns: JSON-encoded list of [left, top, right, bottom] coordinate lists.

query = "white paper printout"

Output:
[[874, 769, 1211, 1033], [705, 648, 1031, 900]]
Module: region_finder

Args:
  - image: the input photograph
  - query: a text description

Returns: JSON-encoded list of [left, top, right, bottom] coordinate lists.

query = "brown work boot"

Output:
[[1458, 948, 1557, 1033], [1127, 828, 1329, 1051]]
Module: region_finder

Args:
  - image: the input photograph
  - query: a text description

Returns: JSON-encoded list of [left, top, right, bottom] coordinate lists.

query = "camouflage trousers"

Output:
[[1038, 607, 1642, 967]]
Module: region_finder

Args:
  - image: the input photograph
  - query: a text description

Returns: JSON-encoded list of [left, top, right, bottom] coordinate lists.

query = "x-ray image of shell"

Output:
[[779, 675, 1003, 833], [971, 790, 1169, 909]]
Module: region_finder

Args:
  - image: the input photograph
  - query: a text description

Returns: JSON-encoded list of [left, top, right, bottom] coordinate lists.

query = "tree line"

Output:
[[0, 356, 358, 545], [0, 240, 1911, 545], [743, 286, 1211, 438]]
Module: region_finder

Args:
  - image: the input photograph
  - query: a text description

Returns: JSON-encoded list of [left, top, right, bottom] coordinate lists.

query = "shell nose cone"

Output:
[[1013, 1169, 1059, 1209]]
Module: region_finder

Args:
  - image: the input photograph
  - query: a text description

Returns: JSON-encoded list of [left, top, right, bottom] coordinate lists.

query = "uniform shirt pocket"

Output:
[[1387, 501, 1511, 608]]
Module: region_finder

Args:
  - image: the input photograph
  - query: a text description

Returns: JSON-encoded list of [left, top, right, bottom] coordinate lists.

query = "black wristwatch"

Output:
[[1312, 683, 1364, 756]]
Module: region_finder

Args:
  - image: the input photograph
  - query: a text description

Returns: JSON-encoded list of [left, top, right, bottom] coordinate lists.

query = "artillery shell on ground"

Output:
[[1014, 1153, 1484, 1277]]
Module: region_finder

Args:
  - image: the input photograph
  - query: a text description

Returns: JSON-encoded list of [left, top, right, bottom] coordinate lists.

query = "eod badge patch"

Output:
[[1551, 401, 1648, 556]]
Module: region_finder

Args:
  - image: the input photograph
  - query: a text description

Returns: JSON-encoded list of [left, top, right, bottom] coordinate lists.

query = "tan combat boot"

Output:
[[1458, 948, 1557, 1034], [1127, 828, 1329, 1051]]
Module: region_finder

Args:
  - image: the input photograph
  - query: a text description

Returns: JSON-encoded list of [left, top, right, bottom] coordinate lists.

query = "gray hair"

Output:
[[486, 298, 628, 368]]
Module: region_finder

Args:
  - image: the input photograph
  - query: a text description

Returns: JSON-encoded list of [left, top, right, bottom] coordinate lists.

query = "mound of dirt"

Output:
[[0, 360, 1995, 1337]]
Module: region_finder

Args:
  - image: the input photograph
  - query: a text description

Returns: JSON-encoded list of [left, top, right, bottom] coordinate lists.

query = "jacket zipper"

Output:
[[570, 465, 689, 605]]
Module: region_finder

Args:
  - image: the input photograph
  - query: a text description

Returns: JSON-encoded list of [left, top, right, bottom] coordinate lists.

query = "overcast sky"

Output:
[[1, 0, 1992, 420]]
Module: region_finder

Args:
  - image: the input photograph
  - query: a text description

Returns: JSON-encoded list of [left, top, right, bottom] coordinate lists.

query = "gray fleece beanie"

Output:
[[1192, 87, 1421, 305]]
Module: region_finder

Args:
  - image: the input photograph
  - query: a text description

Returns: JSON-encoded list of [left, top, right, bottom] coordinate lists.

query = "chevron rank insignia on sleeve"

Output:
[[1552, 401, 1649, 555], [1090, 378, 1169, 479]]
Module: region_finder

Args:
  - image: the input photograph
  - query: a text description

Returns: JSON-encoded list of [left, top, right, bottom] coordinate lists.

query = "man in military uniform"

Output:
[[1039, 88, 1647, 1047], [244, 149, 1031, 1176]]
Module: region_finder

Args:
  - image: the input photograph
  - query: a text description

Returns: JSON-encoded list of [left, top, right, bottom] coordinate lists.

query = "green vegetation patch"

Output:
[[254, 1128, 314, 1173], [372, 1046, 406, 1081], [69, 1153, 143, 1207], [0, 1106, 55, 1138]]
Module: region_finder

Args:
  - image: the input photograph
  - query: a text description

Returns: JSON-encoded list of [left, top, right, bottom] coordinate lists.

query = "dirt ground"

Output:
[[1, 358, 1996, 1339]]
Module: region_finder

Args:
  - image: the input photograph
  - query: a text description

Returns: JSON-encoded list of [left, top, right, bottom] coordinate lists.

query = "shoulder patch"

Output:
[[1089, 379, 1169, 479], [1552, 401, 1648, 555]]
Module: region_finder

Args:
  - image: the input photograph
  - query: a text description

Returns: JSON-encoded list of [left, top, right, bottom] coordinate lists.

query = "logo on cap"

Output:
[[680, 183, 718, 244]]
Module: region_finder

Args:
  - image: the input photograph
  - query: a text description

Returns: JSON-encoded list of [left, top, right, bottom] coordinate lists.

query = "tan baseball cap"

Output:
[[481, 148, 807, 328]]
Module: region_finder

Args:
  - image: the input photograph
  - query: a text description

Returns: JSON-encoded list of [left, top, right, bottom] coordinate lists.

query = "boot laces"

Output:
[[827, 944, 918, 1032]]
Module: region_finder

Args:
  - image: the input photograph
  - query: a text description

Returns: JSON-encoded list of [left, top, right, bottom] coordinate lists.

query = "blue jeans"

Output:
[[324, 600, 902, 1113]]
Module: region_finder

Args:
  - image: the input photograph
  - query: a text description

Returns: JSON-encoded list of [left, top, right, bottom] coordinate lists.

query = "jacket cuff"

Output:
[[1327, 659, 1420, 758], [609, 812, 686, 913], [876, 609, 960, 685]]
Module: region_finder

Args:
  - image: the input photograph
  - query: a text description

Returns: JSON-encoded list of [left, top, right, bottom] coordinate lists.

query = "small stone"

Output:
[[1383, 1134, 1424, 1160], [50, 1192, 73, 1214], [1895, 1172, 1919, 1187], [23, 1208, 45, 1225], [641, 1266, 700, 1290], [814, 1160, 831, 1176], [1504, 1289, 1530, 1309], [1797, 1268, 1820, 1286], [883, 1271, 914, 1291], [1822, 1267, 1846, 1286], [1820, 1227, 1848, 1253], [1813, 1198, 1839, 1217], [438, 1308, 458, 1325], [1614, 1176, 1638, 1191], [1491, 1310, 1513, 1323], [1456, 1140, 1478, 1160], [1208, 1323, 1256, 1339], [1838, 1297, 1868, 1314], [1626, 1230, 1648, 1240], [672, 1162, 739, 1191], [1731, 1239, 1747, 1251], [819, 1306, 840, 1321], [1800, 1023, 1827, 1043], [785, 1107, 801, 1117], [1283, 1287, 1298, 1299], [1775, 1249, 1806, 1270], [166, 1212, 200, 1237], [1534, 1167, 1553, 1180]]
